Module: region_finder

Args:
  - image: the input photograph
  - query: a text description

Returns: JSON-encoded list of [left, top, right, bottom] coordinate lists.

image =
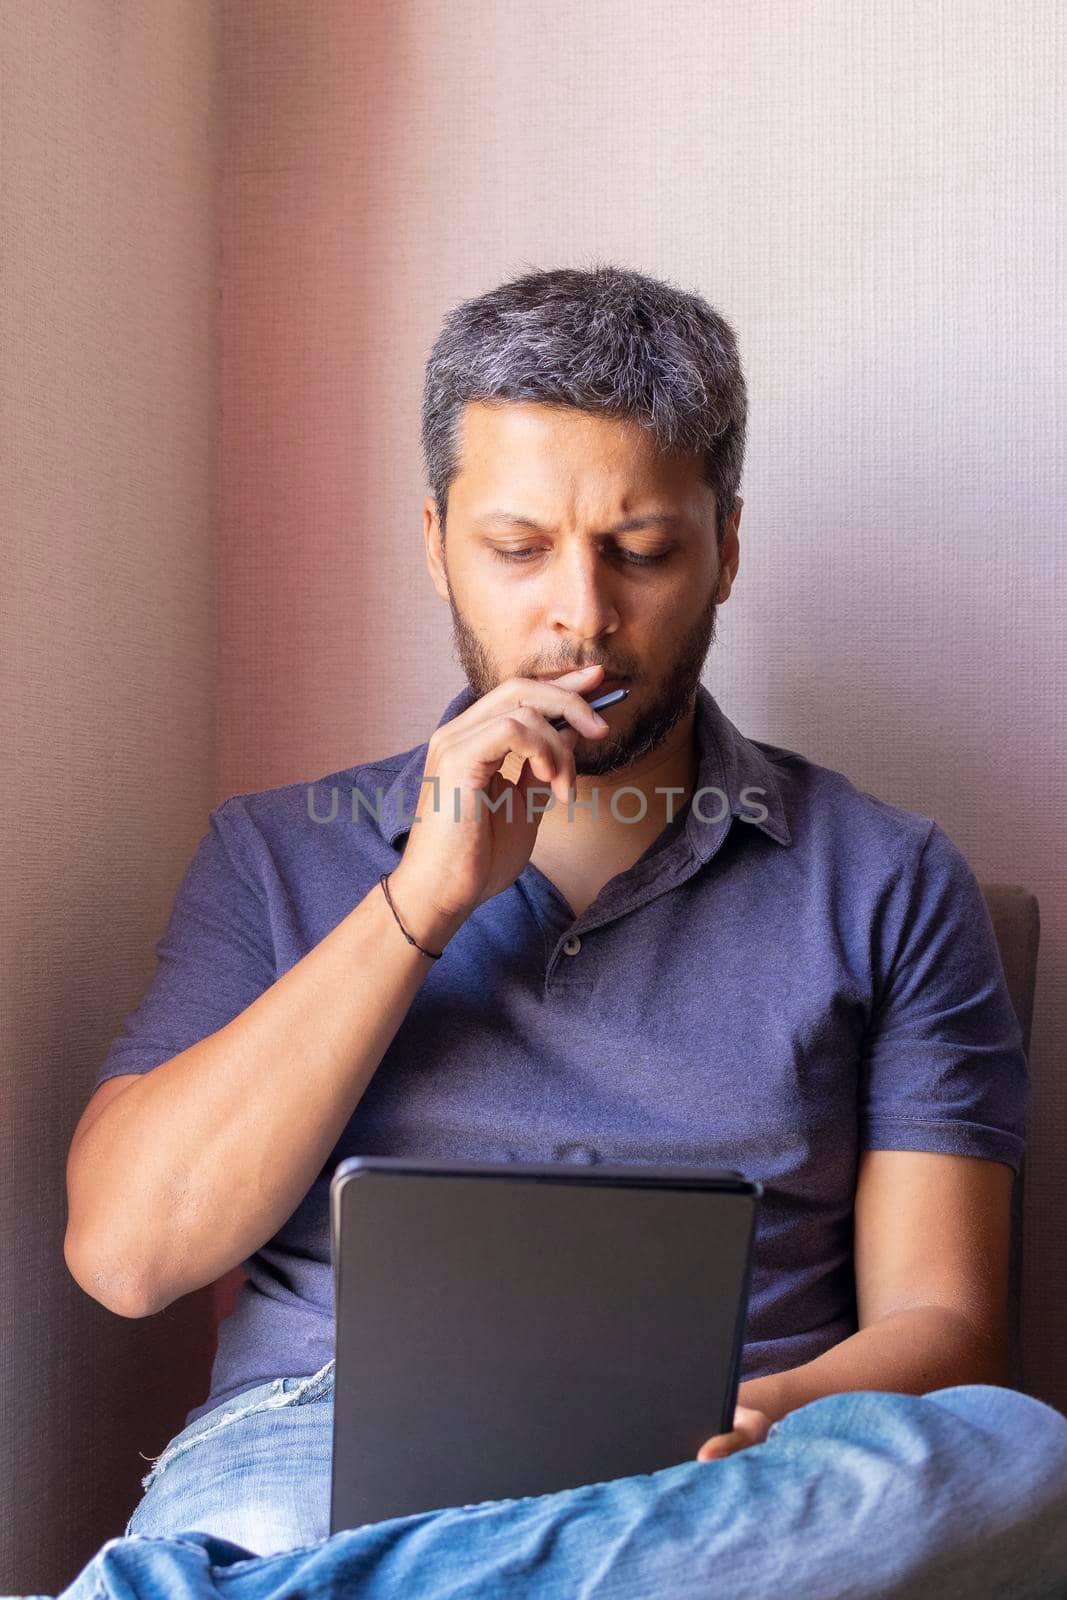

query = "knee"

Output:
[[769, 1382, 1067, 1514], [765, 1384, 1067, 1591], [909, 1385, 1067, 1594], [923, 1382, 1067, 1474], [934, 1382, 1067, 1528], [127, 1495, 326, 1559], [198, 1501, 327, 1558]]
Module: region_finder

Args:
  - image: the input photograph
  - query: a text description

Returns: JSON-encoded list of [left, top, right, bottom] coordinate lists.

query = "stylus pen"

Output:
[[548, 686, 629, 731]]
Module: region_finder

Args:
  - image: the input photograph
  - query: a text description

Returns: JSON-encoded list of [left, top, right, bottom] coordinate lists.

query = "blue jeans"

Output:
[[36, 1359, 1067, 1599]]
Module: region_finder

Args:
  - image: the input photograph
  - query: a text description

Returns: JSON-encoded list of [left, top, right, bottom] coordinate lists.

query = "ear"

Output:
[[717, 497, 742, 603], [423, 497, 450, 602]]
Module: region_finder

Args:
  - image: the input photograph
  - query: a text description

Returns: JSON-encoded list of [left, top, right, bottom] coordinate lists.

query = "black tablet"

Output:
[[329, 1154, 762, 1532]]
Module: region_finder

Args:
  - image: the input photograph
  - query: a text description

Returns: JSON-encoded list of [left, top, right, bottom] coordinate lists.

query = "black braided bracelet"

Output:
[[379, 872, 444, 959]]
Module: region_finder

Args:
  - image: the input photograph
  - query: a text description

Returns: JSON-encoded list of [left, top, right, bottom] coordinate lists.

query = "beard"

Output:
[[443, 565, 720, 778]]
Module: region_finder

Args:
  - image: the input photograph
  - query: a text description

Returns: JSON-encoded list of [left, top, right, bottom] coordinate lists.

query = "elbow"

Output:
[[63, 1229, 158, 1319], [951, 1309, 1012, 1388]]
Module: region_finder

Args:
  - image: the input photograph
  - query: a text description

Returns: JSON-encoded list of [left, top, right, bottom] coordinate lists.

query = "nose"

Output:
[[544, 540, 620, 644]]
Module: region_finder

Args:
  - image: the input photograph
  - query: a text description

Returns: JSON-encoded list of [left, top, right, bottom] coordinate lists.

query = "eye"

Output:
[[616, 549, 672, 567], [492, 547, 672, 568]]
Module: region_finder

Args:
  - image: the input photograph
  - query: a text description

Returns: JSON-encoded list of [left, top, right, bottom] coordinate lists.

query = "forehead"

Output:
[[453, 400, 706, 510]]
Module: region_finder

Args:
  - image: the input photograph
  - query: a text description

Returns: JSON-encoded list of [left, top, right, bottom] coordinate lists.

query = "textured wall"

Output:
[[221, 0, 1066, 1412], [1, 3, 221, 1592]]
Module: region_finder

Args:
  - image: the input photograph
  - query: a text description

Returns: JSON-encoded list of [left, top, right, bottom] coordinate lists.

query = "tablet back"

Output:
[[329, 1155, 761, 1531]]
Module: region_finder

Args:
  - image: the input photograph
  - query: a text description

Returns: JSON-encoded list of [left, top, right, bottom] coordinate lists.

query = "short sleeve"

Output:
[[92, 797, 277, 1091], [859, 820, 1030, 1173]]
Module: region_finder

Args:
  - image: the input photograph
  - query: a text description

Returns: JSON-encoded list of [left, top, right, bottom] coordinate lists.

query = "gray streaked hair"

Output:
[[421, 262, 747, 550]]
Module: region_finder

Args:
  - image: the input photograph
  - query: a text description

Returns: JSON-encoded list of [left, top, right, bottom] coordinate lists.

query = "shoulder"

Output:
[[757, 742, 993, 976], [206, 742, 421, 872], [748, 735, 940, 873]]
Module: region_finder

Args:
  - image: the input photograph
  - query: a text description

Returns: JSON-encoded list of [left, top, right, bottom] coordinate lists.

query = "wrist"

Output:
[[384, 869, 468, 953], [737, 1371, 795, 1425]]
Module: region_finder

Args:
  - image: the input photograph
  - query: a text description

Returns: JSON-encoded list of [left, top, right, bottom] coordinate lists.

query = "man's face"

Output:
[[423, 401, 741, 777]]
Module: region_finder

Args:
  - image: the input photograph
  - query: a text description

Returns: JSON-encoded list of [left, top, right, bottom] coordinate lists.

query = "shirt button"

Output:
[[562, 934, 582, 956], [553, 1142, 601, 1164]]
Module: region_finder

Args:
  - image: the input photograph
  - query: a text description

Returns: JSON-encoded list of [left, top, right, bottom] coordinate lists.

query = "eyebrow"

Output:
[[474, 511, 684, 535]]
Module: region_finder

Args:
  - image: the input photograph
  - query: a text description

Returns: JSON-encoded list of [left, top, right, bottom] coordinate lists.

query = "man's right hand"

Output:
[[386, 662, 611, 944], [68, 674, 617, 1313]]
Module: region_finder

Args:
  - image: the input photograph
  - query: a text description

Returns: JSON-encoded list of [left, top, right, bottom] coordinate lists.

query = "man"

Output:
[[63, 265, 1067, 1595]]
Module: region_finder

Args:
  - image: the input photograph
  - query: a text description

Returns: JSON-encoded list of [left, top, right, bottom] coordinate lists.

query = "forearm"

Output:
[[66, 871, 464, 1316], [738, 1305, 1010, 1424]]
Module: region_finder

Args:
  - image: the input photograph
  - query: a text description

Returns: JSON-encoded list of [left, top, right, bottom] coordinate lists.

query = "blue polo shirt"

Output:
[[93, 681, 1029, 1427]]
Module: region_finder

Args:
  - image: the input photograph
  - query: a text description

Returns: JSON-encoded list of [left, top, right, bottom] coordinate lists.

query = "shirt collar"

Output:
[[376, 680, 792, 855]]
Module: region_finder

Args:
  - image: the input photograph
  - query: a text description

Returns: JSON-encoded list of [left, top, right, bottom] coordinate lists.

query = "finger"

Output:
[[507, 706, 583, 805], [696, 1406, 773, 1462], [696, 1430, 745, 1462], [449, 669, 608, 741], [514, 689, 609, 740], [442, 714, 559, 795], [450, 710, 579, 808], [735, 1406, 773, 1444]]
